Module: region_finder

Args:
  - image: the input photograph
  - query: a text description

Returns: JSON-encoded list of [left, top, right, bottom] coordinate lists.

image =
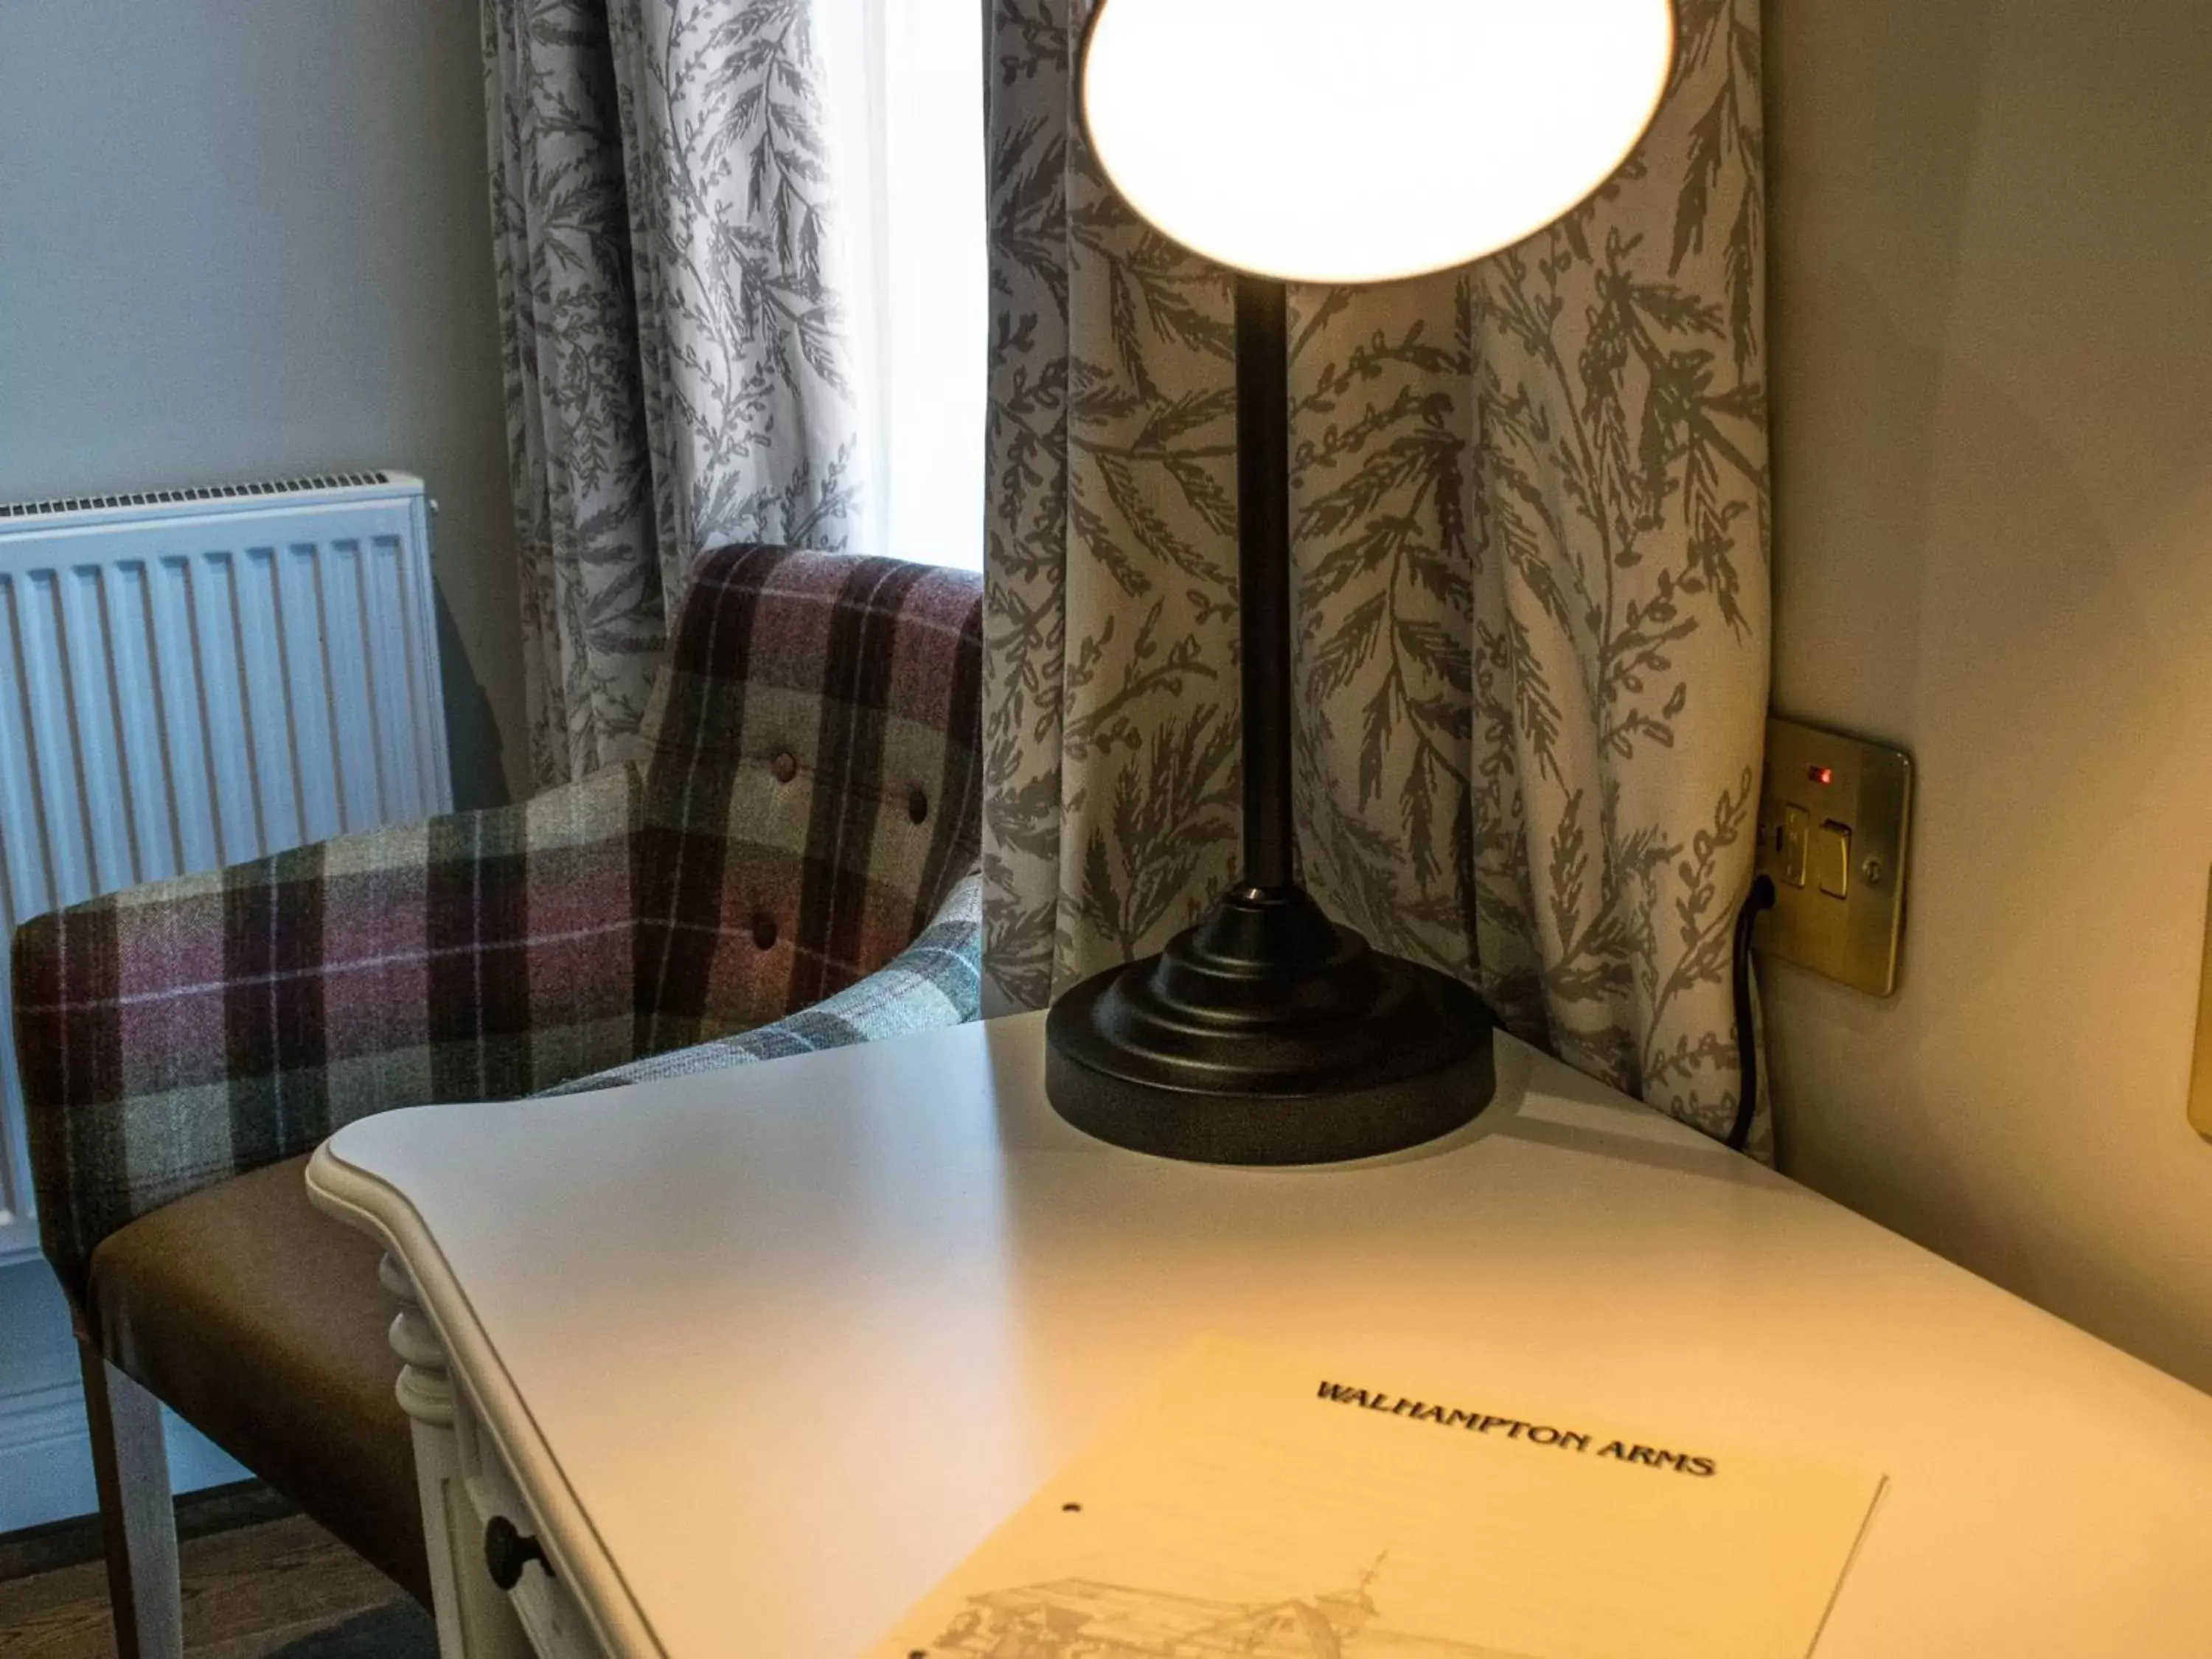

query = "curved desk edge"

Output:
[[307, 1134, 658, 1659]]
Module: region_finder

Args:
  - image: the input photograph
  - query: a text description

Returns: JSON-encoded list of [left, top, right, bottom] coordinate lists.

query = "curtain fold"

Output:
[[981, 0, 1772, 1142], [484, 0, 868, 787]]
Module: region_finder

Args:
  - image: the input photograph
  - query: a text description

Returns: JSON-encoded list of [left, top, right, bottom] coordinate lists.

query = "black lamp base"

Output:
[[1045, 886, 1495, 1164]]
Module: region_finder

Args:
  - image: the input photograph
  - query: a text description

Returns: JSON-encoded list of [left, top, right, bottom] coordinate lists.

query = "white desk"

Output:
[[307, 1014, 2212, 1659]]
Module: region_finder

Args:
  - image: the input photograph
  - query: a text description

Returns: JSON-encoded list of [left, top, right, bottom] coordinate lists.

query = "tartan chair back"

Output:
[[631, 546, 984, 1054], [16, 545, 981, 1297]]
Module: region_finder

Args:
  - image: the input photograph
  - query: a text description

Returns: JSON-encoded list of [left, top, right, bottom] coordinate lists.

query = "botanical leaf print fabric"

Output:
[[484, 0, 867, 787], [981, 0, 1771, 1144]]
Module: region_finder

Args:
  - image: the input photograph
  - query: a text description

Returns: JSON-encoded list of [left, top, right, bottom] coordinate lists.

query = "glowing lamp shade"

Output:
[[1081, 0, 1676, 285]]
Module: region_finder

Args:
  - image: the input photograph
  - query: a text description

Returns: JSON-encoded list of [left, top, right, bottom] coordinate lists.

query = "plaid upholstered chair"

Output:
[[14, 546, 982, 1652]]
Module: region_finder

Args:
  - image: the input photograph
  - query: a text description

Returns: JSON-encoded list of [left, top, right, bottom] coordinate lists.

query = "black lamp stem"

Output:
[[1233, 273, 1294, 893], [1042, 267, 1494, 1165]]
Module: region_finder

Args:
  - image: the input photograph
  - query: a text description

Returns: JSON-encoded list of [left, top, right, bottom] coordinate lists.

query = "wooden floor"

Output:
[[0, 1511, 417, 1659]]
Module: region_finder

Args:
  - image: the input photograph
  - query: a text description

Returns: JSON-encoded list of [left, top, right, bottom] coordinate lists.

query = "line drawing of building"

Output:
[[918, 1562, 1540, 1659]]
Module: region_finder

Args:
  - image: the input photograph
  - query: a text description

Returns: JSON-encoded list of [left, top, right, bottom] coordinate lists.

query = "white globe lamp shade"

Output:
[[1081, 0, 1676, 285]]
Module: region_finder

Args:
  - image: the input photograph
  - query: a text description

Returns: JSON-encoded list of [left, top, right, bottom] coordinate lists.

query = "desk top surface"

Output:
[[308, 1014, 2212, 1659]]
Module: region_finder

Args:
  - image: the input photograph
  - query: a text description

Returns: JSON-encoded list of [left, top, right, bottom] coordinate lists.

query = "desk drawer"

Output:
[[462, 1466, 607, 1659]]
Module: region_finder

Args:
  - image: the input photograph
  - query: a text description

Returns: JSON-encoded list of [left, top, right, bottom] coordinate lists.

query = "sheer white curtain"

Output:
[[827, 0, 989, 571]]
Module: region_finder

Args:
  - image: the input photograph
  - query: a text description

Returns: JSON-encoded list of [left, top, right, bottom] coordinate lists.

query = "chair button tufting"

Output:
[[771, 750, 798, 784], [907, 787, 929, 825], [752, 914, 779, 951]]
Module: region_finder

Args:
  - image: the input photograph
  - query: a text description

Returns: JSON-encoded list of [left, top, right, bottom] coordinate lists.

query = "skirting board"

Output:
[[0, 1378, 248, 1534]]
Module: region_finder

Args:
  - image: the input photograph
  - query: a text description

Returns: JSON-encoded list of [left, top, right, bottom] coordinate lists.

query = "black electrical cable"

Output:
[[1727, 873, 1778, 1152]]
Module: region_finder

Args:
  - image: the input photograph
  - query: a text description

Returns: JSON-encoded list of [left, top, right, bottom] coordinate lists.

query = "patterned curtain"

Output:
[[981, 1, 1773, 1141], [484, 0, 867, 787]]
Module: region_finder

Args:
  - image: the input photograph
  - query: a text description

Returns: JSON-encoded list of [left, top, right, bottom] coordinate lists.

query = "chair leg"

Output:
[[77, 1341, 184, 1659]]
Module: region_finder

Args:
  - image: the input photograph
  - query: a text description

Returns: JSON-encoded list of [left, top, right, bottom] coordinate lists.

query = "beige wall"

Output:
[[0, 0, 526, 804], [1764, 0, 2212, 1388]]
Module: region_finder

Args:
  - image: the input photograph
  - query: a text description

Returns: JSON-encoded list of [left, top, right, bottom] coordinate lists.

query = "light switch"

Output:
[[1753, 716, 1913, 996], [1814, 821, 1851, 899], [1779, 806, 1809, 888]]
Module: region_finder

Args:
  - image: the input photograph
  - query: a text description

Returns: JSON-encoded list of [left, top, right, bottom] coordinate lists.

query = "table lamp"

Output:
[[1045, 0, 1675, 1164]]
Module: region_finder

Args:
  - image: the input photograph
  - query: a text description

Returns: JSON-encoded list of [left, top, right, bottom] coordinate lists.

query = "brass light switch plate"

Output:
[[2188, 870, 2212, 1141], [1753, 716, 1913, 996]]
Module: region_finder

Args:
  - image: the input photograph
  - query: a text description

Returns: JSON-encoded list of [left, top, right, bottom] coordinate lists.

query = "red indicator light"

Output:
[[1808, 765, 1834, 787]]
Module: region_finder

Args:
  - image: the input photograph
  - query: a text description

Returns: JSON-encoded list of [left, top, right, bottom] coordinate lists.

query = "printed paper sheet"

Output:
[[870, 1338, 1884, 1659]]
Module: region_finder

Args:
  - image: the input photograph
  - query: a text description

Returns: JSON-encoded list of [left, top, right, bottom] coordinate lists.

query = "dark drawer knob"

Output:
[[484, 1514, 549, 1590]]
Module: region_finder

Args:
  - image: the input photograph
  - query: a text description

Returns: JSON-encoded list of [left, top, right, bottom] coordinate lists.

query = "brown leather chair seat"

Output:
[[87, 1155, 429, 1602]]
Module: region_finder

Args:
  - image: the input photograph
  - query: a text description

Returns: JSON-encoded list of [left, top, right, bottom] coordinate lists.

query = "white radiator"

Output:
[[0, 471, 452, 1265]]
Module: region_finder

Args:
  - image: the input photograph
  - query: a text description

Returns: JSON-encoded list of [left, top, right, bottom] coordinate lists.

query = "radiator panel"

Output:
[[0, 474, 450, 1264]]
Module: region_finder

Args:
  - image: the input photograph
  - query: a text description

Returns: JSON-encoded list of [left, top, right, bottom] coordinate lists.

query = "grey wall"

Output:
[[0, 0, 524, 1527], [0, 0, 525, 804], [1764, 0, 2212, 1389]]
